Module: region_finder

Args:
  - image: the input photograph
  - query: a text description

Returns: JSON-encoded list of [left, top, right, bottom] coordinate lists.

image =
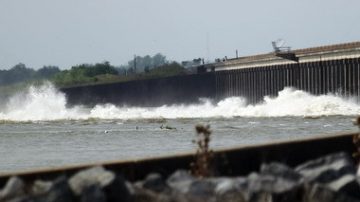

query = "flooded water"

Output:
[[0, 84, 359, 173]]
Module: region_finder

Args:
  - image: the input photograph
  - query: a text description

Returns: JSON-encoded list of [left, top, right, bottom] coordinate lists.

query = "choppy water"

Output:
[[0, 84, 359, 173]]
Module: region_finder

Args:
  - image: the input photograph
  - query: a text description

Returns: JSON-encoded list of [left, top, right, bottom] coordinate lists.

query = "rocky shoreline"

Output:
[[1, 151, 360, 202]]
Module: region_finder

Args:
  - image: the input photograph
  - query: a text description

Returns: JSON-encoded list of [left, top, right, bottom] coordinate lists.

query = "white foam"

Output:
[[0, 84, 359, 121], [0, 83, 87, 121]]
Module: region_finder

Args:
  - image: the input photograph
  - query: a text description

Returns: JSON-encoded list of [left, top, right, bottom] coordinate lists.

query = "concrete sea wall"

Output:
[[61, 73, 216, 107]]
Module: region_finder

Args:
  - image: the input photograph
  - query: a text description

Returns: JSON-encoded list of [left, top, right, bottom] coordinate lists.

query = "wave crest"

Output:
[[0, 84, 359, 121]]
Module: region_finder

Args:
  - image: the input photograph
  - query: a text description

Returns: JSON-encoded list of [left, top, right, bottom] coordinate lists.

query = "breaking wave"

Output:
[[1, 83, 360, 121]]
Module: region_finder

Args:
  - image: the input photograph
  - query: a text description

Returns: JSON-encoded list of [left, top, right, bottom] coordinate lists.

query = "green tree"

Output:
[[36, 66, 60, 79], [152, 53, 167, 67], [53, 61, 119, 86], [147, 62, 186, 77], [125, 53, 167, 73], [0, 63, 36, 85]]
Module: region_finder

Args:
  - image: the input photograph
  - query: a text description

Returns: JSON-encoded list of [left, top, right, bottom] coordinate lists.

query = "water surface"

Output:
[[0, 84, 359, 173]]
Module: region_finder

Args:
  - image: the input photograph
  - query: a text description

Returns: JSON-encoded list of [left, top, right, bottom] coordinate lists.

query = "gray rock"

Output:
[[188, 179, 215, 197], [329, 175, 360, 198], [133, 186, 172, 202], [261, 162, 303, 182], [215, 178, 247, 202], [249, 192, 272, 202], [304, 183, 360, 202], [295, 152, 356, 183], [214, 177, 247, 195], [68, 166, 115, 195], [80, 184, 106, 202], [0, 177, 25, 201], [142, 173, 169, 193], [30, 180, 53, 196], [167, 171, 225, 201], [167, 170, 195, 184], [295, 152, 360, 198], [167, 170, 195, 194], [103, 174, 133, 202], [245, 164, 305, 202], [248, 173, 302, 194], [3, 196, 32, 202], [39, 176, 75, 202]]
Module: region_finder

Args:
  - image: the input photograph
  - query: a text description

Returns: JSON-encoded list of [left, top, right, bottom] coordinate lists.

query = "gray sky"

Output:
[[0, 0, 359, 69]]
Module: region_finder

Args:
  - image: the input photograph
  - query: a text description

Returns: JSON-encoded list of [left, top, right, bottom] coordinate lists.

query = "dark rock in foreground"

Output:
[[1, 152, 360, 202]]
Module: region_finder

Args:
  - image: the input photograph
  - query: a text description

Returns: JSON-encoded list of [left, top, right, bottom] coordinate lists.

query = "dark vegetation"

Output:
[[0, 64, 61, 99], [119, 53, 167, 74], [52, 61, 119, 86], [191, 125, 214, 178], [0, 63, 60, 86], [0, 53, 190, 97]]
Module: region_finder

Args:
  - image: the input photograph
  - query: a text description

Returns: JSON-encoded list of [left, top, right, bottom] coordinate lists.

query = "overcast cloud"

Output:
[[0, 0, 359, 69]]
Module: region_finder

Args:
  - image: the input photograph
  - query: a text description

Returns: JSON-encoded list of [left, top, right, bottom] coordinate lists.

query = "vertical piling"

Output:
[[294, 63, 300, 89], [321, 60, 327, 94], [315, 61, 322, 95], [357, 57, 360, 99], [258, 67, 263, 100], [237, 69, 241, 96], [347, 59, 354, 96], [304, 63, 308, 92], [330, 60, 335, 94], [264, 67, 269, 96], [276, 66, 280, 95], [215, 55, 360, 104], [301, 63, 305, 92], [334, 60, 338, 94], [324, 60, 329, 94], [344, 59, 349, 97], [269, 66, 274, 96], [240, 69, 244, 98]]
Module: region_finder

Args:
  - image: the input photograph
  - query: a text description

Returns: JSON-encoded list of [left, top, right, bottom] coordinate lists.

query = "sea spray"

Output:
[[1, 84, 360, 122], [241, 88, 360, 117], [0, 83, 87, 121]]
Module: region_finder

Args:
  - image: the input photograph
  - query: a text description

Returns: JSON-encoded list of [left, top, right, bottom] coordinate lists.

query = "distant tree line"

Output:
[[0, 63, 60, 86], [145, 62, 186, 77], [0, 53, 190, 89], [53, 61, 119, 86], [117, 53, 168, 75]]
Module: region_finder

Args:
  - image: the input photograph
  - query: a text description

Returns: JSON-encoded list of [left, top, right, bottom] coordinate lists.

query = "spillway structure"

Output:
[[213, 42, 360, 103], [62, 41, 360, 106]]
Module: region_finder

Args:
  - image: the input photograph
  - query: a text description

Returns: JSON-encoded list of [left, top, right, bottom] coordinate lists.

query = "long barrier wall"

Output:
[[61, 73, 216, 107], [214, 42, 360, 103]]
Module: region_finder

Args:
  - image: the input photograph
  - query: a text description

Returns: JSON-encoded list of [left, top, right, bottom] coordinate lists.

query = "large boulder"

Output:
[[30, 180, 53, 196], [68, 166, 115, 195], [141, 173, 169, 193], [246, 163, 305, 202], [69, 166, 133, 202], [0, 177, 25, 201], [80, 184, 106, 202], [295, 152, 360, 199], [166, 170, 195, 194], [103, 174, 133, 202], [38, 175, 75, 202], [304, 183, 360, 202], [214, 177, 247, 202]]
